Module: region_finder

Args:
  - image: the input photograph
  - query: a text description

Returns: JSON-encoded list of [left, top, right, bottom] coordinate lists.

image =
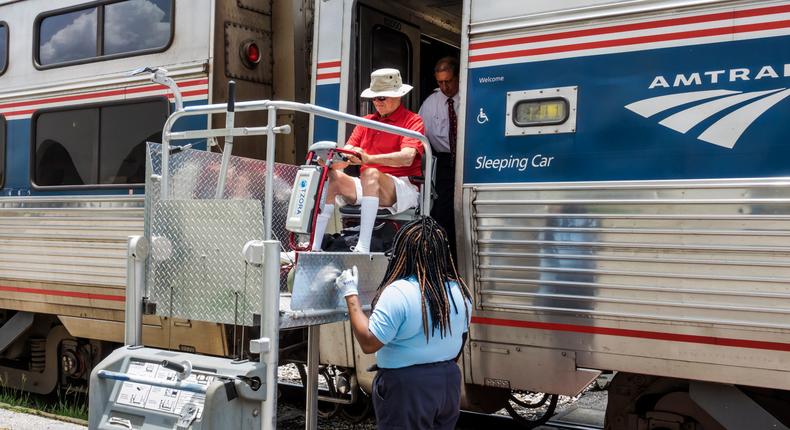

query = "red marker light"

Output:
[[240, 40, 261, 68]]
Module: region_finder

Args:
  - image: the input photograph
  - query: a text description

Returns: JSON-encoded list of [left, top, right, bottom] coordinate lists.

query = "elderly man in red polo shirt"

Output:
[[311, 68, 424, 253]]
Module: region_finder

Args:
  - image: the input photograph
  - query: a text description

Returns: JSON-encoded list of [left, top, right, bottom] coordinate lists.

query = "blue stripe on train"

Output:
[[463, 34, 790, 184], [314, 83, 340, 143], [2, 100, 209, 196]]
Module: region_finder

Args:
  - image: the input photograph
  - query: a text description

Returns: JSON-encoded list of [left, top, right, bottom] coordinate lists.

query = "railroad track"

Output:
[[278, 381, 605, 430], [457, 410, 604, 430]]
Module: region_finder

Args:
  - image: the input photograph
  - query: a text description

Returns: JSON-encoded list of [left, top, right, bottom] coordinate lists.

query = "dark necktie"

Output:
[[447, 97, 457, 155]]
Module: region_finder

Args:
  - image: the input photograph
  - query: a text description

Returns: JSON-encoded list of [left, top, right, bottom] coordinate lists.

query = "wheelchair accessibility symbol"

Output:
[[476, 108, 489, 124]]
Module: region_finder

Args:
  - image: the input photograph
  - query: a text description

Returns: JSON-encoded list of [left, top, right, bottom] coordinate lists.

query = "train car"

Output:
[[0, 0, 310, 394], [309, 0, 790, 427]]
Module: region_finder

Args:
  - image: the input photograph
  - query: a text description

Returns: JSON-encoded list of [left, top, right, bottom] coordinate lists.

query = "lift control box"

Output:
[[89, 346, 266, 430]]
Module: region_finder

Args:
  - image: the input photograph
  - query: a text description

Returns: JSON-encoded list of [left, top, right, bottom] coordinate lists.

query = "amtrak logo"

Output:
[[626, 88, 790, 149]]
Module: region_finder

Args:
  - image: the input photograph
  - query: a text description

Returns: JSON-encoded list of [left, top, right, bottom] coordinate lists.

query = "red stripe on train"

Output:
[[471, 316, 790, 352], [0, 285, 125, 302], [470, 4, 790, 50], [317, 72, 341, 80], [3, 89, 209, 117], [0, 78, 209, 110], [317, 60, 341, 69], [469, 20, 790, 63]]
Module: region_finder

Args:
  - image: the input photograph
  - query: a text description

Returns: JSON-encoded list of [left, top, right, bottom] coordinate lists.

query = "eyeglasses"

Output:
[[371, 96, 388, 102]]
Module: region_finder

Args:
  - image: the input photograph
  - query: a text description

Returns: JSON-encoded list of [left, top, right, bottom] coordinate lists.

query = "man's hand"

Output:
[[335, 266, 359, 297], [346, 151, 363, 165], [331, 160, 350, 170], [339, 145, 364, 165]]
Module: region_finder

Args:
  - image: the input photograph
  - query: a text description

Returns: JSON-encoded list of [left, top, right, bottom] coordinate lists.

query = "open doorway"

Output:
[[350, 0, 462, 253], [419, 35, 458, 105]]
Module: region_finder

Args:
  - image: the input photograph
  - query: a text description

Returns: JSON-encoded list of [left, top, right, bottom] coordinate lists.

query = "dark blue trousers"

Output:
[[372, 360, 461, 430]]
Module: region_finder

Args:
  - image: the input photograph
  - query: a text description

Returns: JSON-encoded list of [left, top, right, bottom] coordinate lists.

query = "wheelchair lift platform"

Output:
[[88, 89, 431, 430]]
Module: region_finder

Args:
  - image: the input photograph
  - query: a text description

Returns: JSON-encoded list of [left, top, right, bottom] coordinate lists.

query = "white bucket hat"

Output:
[[360, 68, 413, 98]]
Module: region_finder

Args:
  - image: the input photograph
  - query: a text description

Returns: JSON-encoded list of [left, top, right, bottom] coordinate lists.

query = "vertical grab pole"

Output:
[[125, 236, 148, 346], [215, 81, 237, 198], [260, 239, 281, 430], [264, 105, 276, 240], [305, 325, 320, 430], [261, 104, 280, 429]]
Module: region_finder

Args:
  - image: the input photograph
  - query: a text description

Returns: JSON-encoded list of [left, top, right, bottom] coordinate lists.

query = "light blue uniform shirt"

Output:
[[368, 277, 471, 369]]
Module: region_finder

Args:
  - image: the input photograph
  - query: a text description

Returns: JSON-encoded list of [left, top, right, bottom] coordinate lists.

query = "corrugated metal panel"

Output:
[[0, 197, 144, 287], [470, 181, 790, 331]]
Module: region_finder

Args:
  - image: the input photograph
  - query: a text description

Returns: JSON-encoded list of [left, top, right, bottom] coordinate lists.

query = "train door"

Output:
[[356, 5, 421, 115], [354, 2, 462, 254]]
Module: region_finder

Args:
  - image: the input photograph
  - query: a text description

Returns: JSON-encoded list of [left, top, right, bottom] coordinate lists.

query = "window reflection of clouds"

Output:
[[105, 0, 171, 55], [38, 0, 171, 66], [40, 9, 97, 65]]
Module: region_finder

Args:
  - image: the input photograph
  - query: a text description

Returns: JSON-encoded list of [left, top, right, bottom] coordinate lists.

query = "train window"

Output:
[[505, 86, 578, 136], [104, 0, 172, 55], [99, 100, 168, 184], [33, 98, 167, 187], [513, 98, 569, 126], [36, 0, 174, 67], [0, 23, 7, 75], [39, 8, 98, 65], [363, 25, 412, 115], [371, 26, 411, 82]]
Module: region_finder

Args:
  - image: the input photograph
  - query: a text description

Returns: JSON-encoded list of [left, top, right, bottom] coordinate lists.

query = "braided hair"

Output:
[[372, 216, 472, 341]]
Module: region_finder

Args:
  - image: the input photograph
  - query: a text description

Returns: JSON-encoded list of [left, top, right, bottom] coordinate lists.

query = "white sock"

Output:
[[311, 204, 334, 251], [356, 196, 379, 253]]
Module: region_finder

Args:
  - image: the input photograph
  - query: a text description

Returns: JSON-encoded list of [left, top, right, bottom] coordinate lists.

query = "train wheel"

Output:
[[295, 363, 341, 419], [340, 388, 373, 423], [504, 391, 558, 429]]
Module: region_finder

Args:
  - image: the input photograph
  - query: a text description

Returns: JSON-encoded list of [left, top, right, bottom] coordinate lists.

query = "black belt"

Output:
[[368, 359, 454, 372]]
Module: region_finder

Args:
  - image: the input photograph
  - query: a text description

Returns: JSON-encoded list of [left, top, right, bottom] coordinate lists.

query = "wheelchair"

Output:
[[286, 140, 435, 253]]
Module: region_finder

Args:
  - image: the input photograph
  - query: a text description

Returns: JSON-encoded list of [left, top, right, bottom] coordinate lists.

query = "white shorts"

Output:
[[335, 174, 420, 214]]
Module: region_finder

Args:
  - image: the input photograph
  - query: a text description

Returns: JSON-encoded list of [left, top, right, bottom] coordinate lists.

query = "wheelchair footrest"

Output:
[[338, 205, 392, 217]]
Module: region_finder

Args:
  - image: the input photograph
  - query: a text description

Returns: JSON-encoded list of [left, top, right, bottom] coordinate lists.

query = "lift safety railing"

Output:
[[161, 99, 434, 230], [156, 95, 433, 430]]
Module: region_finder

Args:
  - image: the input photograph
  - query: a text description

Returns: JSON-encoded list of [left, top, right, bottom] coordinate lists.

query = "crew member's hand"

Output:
[[335, 266, 359, 298]]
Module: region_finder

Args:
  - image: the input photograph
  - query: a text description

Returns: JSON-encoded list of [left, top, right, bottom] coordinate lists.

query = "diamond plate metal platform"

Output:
[[149, 199, 263, 325], [280, 252, 390, 329], [145, 144, 297, 325], [143, 144, 391, 328]]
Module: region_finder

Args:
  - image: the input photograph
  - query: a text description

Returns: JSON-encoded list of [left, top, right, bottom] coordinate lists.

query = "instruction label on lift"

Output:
[[115, 361, 215, 419]]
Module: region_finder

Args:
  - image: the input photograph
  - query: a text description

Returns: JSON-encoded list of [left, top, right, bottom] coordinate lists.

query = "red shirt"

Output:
[[346, 104, 424, 178]]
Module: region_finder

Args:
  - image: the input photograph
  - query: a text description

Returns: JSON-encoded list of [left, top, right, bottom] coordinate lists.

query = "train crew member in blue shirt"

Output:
[[335, 216, 473, 429], [418, 57, 460, 256]]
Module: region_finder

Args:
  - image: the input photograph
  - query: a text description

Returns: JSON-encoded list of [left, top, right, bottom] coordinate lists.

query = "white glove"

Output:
[[335, 266, 359, 298]]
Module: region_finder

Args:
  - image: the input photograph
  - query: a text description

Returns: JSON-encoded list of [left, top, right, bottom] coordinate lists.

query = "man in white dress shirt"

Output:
[[418, 57, 459, 254]]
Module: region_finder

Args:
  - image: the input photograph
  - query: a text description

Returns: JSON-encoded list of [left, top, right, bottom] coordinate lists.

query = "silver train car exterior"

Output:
[[311, 0, 790, 427], [0, 0, 310, 394]]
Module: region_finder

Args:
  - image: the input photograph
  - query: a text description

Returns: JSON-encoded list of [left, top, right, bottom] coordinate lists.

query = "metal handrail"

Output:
[[160, 100, 434, 222]]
